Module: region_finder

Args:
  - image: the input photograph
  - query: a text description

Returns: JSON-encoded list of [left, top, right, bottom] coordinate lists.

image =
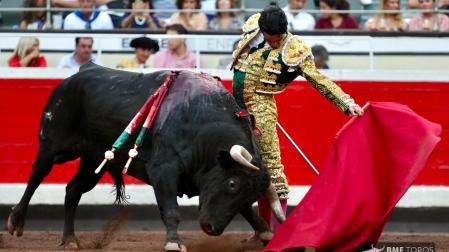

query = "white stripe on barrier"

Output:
[[1, 184, 448, 207]]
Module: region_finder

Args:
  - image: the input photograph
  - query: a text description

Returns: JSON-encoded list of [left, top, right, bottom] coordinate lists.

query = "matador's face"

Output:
[[262, 32, 286, 49]]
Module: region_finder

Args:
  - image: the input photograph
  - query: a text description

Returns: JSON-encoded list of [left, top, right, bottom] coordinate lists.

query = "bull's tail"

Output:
[[108, 168, 128, 204]]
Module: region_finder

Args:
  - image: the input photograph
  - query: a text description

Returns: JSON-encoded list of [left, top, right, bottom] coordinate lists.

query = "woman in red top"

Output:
[[8, 37, 47, 67], [315, 0, 359, 29]]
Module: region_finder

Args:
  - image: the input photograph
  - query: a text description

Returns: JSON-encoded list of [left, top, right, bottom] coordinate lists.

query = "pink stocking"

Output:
[[258, 197, 288, 233], [257, 196, 272, 227]]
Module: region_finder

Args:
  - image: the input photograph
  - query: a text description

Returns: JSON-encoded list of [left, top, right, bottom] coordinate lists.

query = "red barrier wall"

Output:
[[1, 78, 448, 186]]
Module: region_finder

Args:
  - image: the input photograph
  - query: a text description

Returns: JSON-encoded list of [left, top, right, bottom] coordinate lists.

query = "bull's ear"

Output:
[[217, 150, 234, 168]]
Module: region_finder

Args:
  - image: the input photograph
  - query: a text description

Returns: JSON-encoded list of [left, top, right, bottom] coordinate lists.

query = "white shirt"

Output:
[[283, 5, 316, 31], [57, 52, 101, 70], [63, 10, 114, 30], [248, 32, 270, 49]]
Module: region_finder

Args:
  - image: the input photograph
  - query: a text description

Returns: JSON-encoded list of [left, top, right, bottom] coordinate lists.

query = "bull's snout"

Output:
[[200, 222, 222, 236]]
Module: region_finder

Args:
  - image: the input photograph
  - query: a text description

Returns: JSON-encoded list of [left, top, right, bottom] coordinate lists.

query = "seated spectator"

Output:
[[8, 37, 47, 67], [52, 0, 119, 27], [117, 37, 159, 69], [57, 37, 101, 69], [283, 0, 316, 31], [121, 0, 164, 29], [170, 0, 208, 30], [315, 0, 359, 29], [20, 0, 51, 30], [153, 24, 198, 68], [365, 0, 407, 31], [440, 0, 449, 17], [63, 0, 114, 29], [52, 0, 112, 8], [408, 0, 449, 31], [209, 0, 243, 30], [408, 0, 420, 9], [311, 44, 330, 69], [152, 0, 177, 19]]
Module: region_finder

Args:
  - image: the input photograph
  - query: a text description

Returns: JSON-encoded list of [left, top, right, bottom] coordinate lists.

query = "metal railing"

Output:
[[1, 0, 449, 31]]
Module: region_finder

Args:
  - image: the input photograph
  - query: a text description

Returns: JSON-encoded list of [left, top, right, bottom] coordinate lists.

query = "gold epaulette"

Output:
[[242, 13, 260, 33], [281, 35, 312, 67]]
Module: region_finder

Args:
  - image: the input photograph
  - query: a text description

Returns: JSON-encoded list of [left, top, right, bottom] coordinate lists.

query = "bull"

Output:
[[7, 63, 285, 251]]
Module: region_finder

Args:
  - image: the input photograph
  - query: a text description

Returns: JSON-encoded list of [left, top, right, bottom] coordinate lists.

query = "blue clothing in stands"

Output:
[[73, 10, 100, 29]]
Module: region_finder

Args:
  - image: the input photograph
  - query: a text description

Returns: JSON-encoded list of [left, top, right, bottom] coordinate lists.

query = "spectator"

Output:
[[52, 0, 112, 8], [8, 37, 47, 67], [170, 0, 208, 30], [121, 0, 164, 29], [440, 0, 449, 17], [153, 24, 198, 68], [365, 0, 407, 31], [52, 0, 119, 26], [57, 37, 101, 69], [117, 37, 159, 69], [20, 0, 51, 30], [63, 0, 114, 29], [408, 0, 449, 31], [311, 45, 330, 69], [209, 0, 243, 30], [315, 0, 359, 29], [152, 0, 177, 19], [283, 0, 316, 31], [408, 0, 421, 9]]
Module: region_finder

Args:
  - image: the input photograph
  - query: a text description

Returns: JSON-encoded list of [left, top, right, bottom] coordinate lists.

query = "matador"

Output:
[[230, 6, 364, 232]]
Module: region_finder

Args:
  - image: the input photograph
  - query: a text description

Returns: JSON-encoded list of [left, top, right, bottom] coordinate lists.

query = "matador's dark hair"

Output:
[[258, 5, 288, 35]]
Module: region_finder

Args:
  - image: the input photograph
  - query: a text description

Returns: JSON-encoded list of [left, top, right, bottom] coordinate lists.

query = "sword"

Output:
[[276, 122, 320, 175]]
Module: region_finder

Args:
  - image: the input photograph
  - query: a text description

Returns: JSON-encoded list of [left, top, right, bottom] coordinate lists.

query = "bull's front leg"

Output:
[[152, 177, 186, 252], [240, 206, 273, 244]]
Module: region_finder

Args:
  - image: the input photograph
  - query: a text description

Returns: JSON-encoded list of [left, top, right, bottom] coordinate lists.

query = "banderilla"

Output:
[[276, 122, 320, 175]]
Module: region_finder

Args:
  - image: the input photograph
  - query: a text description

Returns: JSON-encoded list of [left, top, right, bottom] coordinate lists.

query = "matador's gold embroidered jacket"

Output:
[[231, 13, 352, 199]]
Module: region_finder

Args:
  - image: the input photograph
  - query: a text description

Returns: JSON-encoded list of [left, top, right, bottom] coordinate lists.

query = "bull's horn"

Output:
[[265, 183, 286, 223], [229, 145, 260, 171]]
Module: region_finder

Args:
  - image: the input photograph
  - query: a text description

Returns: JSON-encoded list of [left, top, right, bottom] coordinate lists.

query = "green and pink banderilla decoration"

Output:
[[95, 71, 177, 174]]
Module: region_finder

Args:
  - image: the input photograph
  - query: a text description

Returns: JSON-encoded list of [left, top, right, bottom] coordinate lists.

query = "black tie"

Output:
[[257, 40, 266, 49]]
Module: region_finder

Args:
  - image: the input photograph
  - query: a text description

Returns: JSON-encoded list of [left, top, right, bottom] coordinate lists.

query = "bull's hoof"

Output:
[[60, 241, 79, 250], [164, 242, 187, 252], [59, 235, 80, 250], [7, 211, 24, 237], [257, 231, 273, 242], [241, 234, 261, 245]]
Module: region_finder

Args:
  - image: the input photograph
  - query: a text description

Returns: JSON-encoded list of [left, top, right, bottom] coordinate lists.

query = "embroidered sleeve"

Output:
[[299, 57, 349, 113]]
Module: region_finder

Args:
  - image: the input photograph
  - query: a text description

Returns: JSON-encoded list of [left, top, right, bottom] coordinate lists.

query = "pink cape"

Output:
[[264, 102, 442, 252]]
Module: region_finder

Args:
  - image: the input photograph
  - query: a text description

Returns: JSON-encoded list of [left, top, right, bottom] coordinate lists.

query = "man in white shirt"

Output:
[[57, 37, 101, 70], [283, 0, 316, 31], [63, 0, 114, 30]]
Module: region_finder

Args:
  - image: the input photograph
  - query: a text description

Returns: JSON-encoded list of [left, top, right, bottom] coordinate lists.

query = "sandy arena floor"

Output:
[[1, 230, 448, 252]]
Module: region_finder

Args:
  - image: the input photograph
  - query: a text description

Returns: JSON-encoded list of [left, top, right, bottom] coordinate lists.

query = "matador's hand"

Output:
[[348, 103, 364, 117], [340, 94, 364, 117]]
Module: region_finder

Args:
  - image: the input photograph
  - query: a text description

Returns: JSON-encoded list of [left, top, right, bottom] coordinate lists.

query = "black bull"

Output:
[[7, 64, 285, 251]]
